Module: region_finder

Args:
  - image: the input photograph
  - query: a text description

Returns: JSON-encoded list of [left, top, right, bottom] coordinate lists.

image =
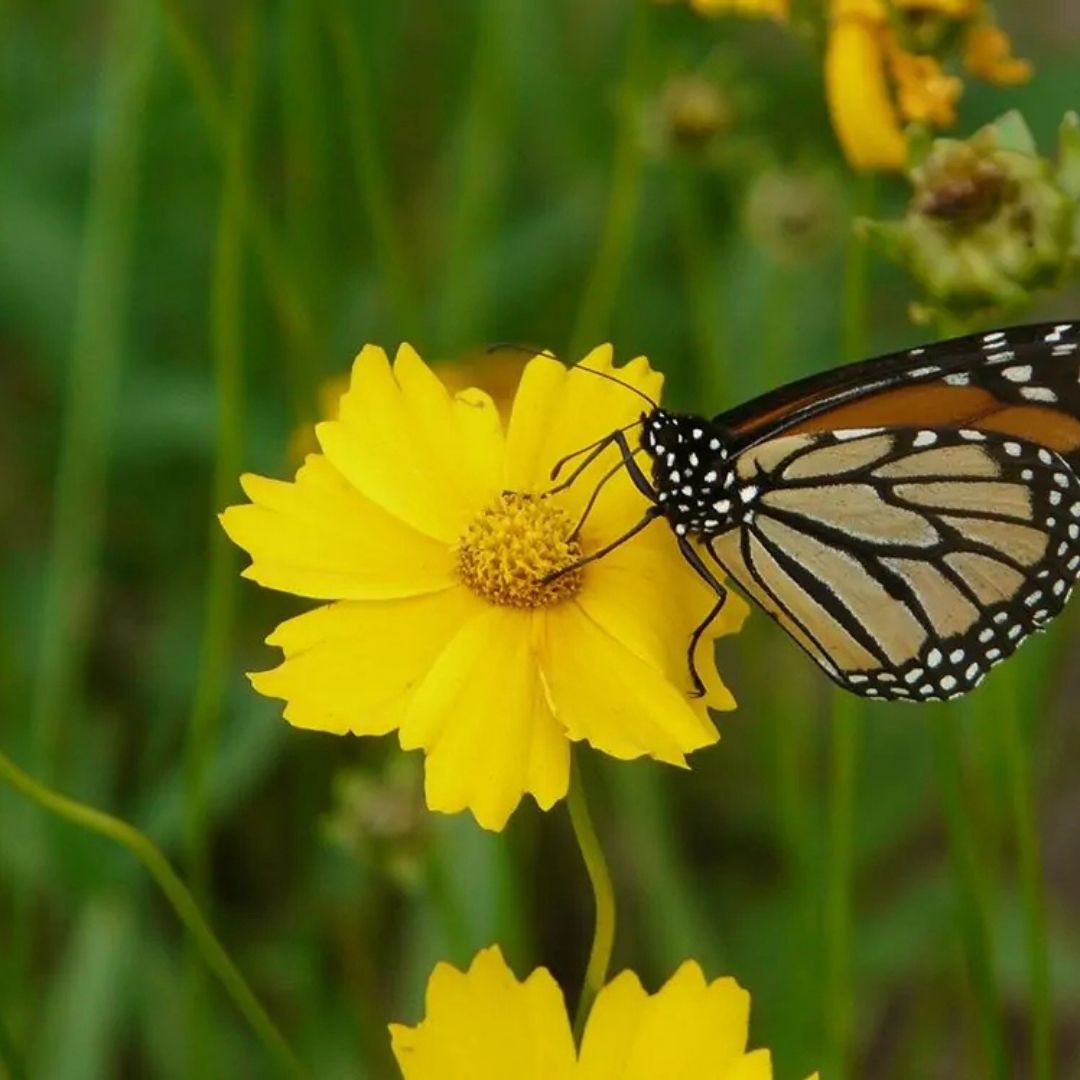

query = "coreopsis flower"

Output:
[[390, 946, 817, 1079], [860, 112, 1080, 321], [288, 348, 528, 465], [222, 345, 748, 831]]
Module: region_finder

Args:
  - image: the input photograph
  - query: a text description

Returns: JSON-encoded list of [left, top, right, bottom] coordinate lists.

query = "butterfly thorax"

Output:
[[641, 409, 748, 538]]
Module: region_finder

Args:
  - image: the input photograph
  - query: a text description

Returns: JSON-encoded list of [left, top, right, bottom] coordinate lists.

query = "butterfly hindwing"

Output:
[[707, 426, 1080, 701]]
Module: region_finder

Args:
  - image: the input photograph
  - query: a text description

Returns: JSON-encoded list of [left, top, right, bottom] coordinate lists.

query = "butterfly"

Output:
[[554, 321, 1080, 703]]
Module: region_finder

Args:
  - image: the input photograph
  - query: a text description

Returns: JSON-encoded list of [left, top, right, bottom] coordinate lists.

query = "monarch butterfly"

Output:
[[553, 321, 1080, 702]]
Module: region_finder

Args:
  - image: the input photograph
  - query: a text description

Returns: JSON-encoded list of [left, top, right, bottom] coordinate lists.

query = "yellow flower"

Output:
[[390, 946, 816, 1079], [963, 23, 1033, 87], [819, 0, 1030, 171], [222, 345, 747, 831], [688, 0, 787, 18]]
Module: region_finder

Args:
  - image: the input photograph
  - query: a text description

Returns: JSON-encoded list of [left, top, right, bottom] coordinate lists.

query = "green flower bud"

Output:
[[322, 757, 428, 890], [743, 168, 842, 265], [860, 111, 1080, 321]]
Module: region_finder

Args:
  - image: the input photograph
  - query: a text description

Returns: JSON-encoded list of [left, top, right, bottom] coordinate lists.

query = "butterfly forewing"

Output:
[[718, 322, 1080, 461], [707, 427, 1080, 701]]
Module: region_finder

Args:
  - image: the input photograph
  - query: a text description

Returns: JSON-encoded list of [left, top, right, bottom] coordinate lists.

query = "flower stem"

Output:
[[825, 172, 875, 1080], [568, 755, 616, 1041], [996, 668, 1052, 1080], [0, 747, 309, 1079], [825, 690, 859, 1080], [0, 1010, 26, 1080], [183, 4, 255, 1071], [320, 0, 422, 342], [674, 163, 728, 407], [435, 0, 522, 353], [933, 709, 1009, 1080], [567, 0, 650, 360], [159, 0, 319, 416]]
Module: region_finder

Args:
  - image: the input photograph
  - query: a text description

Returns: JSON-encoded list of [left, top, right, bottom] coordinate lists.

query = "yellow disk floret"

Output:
[[456, 493, 584, 608]]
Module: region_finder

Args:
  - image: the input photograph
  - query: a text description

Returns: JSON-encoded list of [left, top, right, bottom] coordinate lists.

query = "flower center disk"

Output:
[[456, 493, 584, 608]]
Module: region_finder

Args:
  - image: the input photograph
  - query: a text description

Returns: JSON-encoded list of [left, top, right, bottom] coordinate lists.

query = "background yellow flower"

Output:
[[222, 344, 748, 831], [390, 946, 812, 1079]]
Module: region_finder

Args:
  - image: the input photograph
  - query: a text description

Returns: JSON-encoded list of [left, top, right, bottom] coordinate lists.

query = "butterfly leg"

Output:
[[570, 442, 652, 539], [677, 535, 729, 699]]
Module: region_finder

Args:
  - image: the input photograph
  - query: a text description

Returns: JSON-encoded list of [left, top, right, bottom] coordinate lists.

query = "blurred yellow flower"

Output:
[[689, 0, 787, 18], [222, 345, 747, 831], [964, 23, 1033, 87], [675, 0, 1031, 172], [825, 0, 1030, 171], [390, 946, 816, 1079]]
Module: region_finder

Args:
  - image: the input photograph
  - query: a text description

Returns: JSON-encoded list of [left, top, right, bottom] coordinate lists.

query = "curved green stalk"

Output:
[[567, 756, 616, 1041], [567, 1, 650, 360], [0, 748, 309, 1079]]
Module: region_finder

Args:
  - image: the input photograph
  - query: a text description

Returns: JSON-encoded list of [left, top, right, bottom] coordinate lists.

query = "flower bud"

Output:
[[743, 168, 842, 264], [860, 112, 1080, 319]]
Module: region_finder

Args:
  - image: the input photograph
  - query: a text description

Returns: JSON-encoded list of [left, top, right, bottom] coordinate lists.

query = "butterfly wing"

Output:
[[717, 322, 1080, 462], [707, 426, 1080, 701]]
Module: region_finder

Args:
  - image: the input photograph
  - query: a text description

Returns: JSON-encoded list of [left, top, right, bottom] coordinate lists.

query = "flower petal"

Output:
[[579, 525, 749, 712], [399, 608, 570, 831], [964, 24, 1032, 87], [578, 963, 754, 1079], [538, 601, 717, 766], [825, 18, 906, 172], [505, 347, 664, 531], [389, 946, 576, 1080], [220, 455, 455, 600], [249, 587, 481, 735], [317, 344, 503, 543]]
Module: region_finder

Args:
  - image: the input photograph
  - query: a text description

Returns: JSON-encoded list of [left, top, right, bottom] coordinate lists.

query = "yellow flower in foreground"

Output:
[[390, 946, 816, 1079], [222, 345, 747, 831]]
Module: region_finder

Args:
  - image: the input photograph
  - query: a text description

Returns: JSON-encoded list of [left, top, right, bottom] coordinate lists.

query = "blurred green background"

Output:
[[2, 1, 1080, 1077]]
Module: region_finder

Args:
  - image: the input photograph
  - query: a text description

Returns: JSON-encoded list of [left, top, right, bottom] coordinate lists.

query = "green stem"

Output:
[[825, 172, 876, 1080], [184, 0, 254, 920], [567, 755, 616, 1041], [825, 691, 859, 1080], [31, 0, 156, 776], [0, 748, 309, 1079], [996, 669, 1053, 1080], [0, 1010, 26, 1080], [320, 0, 422, 342], [673, 164, 727, 407], [933, 712, 1009, 1079], [158, 0, 318, 416], [567, 1, 649, 360], [436, 0, 520, 353], [183, 6, 255, 1072]]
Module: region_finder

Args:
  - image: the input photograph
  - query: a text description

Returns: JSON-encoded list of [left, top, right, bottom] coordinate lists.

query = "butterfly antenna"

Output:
[[485, 341, 559, 360], [485, 343, 659, 410], [573, 364, 659, 409]]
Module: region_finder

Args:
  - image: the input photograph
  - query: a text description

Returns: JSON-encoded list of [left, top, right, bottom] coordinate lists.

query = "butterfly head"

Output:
[[640, 410, 736, 537]]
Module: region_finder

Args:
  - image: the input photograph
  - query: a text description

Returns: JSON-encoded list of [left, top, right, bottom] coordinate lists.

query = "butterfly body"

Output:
[[594, 321, 1080, 702]]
